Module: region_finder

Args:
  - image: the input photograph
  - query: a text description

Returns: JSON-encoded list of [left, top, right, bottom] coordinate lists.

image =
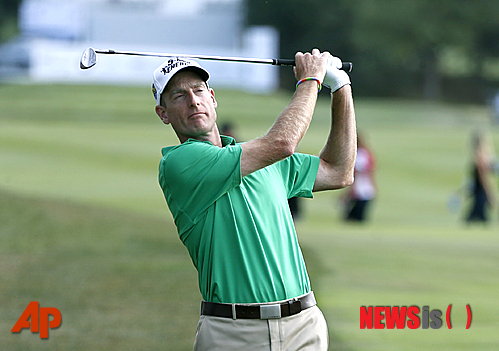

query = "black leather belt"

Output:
[[200, 291, 316, 319]]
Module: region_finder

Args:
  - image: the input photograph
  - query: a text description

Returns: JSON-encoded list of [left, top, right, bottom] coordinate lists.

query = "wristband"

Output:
[[296, 77, 322, 92]]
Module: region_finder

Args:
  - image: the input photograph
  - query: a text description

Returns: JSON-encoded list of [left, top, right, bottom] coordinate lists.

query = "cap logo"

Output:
[[161, 58, 191, 75], [152, 83, 157, 99]]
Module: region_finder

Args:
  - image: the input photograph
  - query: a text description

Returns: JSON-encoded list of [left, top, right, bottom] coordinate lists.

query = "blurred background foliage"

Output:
[[246, 0, 499, 103], [0, 0, 22, 42]]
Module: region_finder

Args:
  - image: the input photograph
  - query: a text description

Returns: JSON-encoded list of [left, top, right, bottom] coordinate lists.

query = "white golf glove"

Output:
[[323, 56, 351, 92]]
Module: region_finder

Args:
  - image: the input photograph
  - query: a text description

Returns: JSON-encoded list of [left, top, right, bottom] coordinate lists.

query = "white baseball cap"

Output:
[[152, 57, 210, 105]]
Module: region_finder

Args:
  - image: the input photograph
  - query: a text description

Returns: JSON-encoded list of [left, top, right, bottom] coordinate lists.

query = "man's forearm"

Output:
[[266, 82, 319, 156], [240, 49, 328, 178], [315, 85, 357, 190], [239, 82, 321, 177]]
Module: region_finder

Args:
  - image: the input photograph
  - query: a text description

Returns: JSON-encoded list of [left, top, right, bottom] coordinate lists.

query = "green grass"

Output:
[[0, 191, 201, 350], [1, 84, 499, 350]]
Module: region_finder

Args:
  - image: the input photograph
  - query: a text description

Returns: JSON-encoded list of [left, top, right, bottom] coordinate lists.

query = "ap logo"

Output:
[[11, 301, 62, 339]]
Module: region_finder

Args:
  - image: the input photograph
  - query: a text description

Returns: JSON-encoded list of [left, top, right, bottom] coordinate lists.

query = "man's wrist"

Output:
[[331, 83, 352, 97], [296, 77, 322, 92]]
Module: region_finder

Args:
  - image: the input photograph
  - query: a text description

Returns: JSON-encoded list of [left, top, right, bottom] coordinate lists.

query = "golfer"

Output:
[[153, 48, 356, 350]]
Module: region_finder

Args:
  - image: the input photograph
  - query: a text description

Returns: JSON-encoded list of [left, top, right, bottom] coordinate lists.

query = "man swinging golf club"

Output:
[[154, 48, 356, 350]]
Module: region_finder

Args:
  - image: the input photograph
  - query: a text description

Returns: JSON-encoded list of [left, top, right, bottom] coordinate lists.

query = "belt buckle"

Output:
[[260, 304, 281, 319]]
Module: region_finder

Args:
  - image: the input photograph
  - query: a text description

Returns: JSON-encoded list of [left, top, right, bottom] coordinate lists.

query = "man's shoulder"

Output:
[[162, 139, 207, 156], [161, 139, 215, 164], [160, 139, 242, 174]]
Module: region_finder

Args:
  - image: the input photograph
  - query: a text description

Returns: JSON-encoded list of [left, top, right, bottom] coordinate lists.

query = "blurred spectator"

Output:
[[343, 132, 377, 222], [220, 122, 238, 140], [288, 197, 301, 221], [492, 92, 499, 124], [465, 131, 497, 223]]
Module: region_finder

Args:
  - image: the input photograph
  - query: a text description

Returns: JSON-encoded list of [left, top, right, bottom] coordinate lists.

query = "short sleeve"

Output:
[[276, 153, 320, 199]]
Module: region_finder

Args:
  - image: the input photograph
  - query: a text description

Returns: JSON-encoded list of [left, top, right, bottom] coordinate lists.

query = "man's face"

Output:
[[157, 70, 218, 142]]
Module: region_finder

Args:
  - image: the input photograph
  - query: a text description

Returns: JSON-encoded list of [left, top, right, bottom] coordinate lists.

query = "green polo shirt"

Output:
[[159, 136, 320, 304]]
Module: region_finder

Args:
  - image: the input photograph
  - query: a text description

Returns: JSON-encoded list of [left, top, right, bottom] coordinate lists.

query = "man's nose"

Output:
[[187, 91, 200, 106]]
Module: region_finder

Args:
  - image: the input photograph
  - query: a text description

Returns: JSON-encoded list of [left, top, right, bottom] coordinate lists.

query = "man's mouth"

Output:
[[189, 112, 205, 119]]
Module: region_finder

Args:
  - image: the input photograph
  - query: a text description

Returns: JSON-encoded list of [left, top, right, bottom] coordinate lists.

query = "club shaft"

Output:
[[93, 49, 353, 71], [95, 49, 276, 64]]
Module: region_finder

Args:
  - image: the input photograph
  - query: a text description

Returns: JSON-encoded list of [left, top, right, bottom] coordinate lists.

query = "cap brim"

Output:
[[181, 66, 209, 82], [162, 66, 210, 95]]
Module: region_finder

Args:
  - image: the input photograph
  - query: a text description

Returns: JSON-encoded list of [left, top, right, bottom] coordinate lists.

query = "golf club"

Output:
[[80, 47, 353, 72]]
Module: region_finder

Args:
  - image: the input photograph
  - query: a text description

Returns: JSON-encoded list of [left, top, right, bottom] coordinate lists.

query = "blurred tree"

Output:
[[246, 0, 355, 88], [347, 0, 499, 100], [246, 0, 499, 102], [0, 0, 22, 42]]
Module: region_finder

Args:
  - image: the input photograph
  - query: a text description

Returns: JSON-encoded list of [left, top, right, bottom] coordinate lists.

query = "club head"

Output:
[[80, 47, 97, 69]]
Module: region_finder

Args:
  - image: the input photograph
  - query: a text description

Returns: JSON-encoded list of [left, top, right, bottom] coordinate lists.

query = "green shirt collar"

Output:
[[184, 135, 236, 147], [161, 135, 236, 157]]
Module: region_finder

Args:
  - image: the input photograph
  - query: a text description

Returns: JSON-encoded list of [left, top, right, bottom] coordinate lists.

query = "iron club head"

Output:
[[80, 47, 98, 69]]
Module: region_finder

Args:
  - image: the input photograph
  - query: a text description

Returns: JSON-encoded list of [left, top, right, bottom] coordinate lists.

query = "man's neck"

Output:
[[178, 130, 223, 148]]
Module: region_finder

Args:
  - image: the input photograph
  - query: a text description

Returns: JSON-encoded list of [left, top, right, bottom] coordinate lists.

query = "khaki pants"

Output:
[[193, 305, 329, 351]]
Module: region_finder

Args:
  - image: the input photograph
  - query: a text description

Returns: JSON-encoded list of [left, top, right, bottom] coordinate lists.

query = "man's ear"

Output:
[[155, 105, 169, 125], [210, 88, 218, 108]]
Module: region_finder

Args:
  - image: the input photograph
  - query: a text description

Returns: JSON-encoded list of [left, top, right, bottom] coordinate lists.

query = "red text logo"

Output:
[[360, 305, 472, 329], [11, 301, 62, 339]]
